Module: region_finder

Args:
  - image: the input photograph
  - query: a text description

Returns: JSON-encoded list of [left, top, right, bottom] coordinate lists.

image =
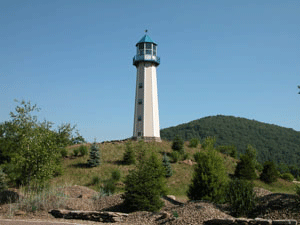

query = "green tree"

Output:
[[260, 161, 278, 184], [123, 151, 167, 212], [225, 178, 256, 217], [187, 149, 228, 203], [171, 135, 184, 154], [162, 153, 172, 177], [202, 137, 216, 151], [0, 168, 8, 191], [123, 141, 136, 165], [87, 143, 100, 167], [189, 138, 199, 148], [280, 172, 294, 182], [0, 100, 80, 187], [234, 145, 257, 180]]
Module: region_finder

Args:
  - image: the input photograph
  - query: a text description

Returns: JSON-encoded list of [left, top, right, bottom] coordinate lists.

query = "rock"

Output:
[[204, 218, 235, 225], [14, 210, 26, 216], [167, 195, 176, 200], [49, 209, 128, 223]]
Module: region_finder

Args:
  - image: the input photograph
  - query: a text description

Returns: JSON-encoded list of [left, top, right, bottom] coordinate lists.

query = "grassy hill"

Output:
[[160, 115, 300, 166], [51, 140, 297, 199]]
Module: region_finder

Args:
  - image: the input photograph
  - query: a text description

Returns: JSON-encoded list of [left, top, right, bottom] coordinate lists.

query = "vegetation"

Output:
[[162, 153, 173, 178], [87, 143, 101, 167], [122, 141, 136, 165], [260, 161, 279, 184], [171, 135, 184, 154], [187, 144, 228, 203], [0, 100, 82, 187], [123, 150, 167, 212], [161, 115, 300, 166], [79, 145, 88, 156], [226, 178, 256, 217], [234, 145, 258, 180], [188, 138, 199, 148], [0, 168, 7, 191], [280, 173, 294, 182]]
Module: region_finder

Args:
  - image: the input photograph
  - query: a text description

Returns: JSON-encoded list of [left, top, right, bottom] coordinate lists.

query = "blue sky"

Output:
[[1, 0, 299, 142]]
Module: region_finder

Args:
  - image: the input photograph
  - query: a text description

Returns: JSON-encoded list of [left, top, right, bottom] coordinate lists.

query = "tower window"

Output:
[[138, 132, 142, 136], [138, 116, 142, 121], [138, 99, 143, 105], [139, 83, 143, 88], [153, 45, 157, 56]]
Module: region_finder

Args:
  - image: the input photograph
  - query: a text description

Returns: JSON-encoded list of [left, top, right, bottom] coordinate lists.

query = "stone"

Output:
[[272, 220, 297, 225], [204, 218, 236, 225]]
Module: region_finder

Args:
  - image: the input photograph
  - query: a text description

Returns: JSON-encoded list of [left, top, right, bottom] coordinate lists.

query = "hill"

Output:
[[160, 115, 300, 166]]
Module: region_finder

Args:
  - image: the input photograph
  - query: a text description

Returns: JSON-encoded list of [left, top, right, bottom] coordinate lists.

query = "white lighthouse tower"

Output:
[[132, 32, 161, 142]]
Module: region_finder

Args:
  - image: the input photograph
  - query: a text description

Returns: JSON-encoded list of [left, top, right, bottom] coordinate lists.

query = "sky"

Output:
[[1, 0, 299, 142]]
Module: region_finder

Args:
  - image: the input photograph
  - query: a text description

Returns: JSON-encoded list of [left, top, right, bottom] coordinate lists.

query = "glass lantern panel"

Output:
[[146, 43, 152, 49], [146, 49, 152, 54], [139, 43, 144, 49], [139, 49, 144, 55]]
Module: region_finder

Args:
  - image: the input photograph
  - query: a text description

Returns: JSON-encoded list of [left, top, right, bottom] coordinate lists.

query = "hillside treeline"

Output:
[[160, 115, 300, 166]]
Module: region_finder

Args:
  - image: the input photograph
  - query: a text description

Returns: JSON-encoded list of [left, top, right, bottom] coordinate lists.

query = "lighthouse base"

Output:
[[132, 136, 162, 142]]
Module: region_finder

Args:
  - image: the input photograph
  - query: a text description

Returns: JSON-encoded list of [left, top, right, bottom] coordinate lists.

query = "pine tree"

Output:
[[87, 143, 100, 167], [260, 161, 278, 184], [187, 149, 228, 203], [234, 145, 257, 180], [123, 141, 136, 165], [123, 151, 167, 212], [171, 135, 184, 154], [162, 153, 172, 177]]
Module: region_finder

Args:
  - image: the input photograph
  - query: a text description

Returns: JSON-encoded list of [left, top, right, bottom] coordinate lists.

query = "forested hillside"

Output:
[[160, 115, 300, 166]]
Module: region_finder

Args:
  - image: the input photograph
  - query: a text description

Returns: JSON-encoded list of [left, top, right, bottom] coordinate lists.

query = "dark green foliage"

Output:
[[280, 173, 294, 182], [60, 148, 68, 158], [187, 149, 228, 203], [296, 185, 300, 197], [79, 145, 88, 156], [111, 169, 121, 181], [225, 179, 256, 217], [0, 168, 8, 191], [171, 136, 184, 154], [277, 162, 290, 174], [87, 143, 100, 167], [288, 165, 300, 178], [91, 175, 101, 185], [193, 152, 202, 163], [102, 179, 116, 196], [170, 151, 181, 163], [234, 145, 258, 180], [189, 138, 199, 148], [162, 153, 173, 178], [123, 141, 136, 165], [201, 137, 216, 151], [160, 115, 300, 167], [217, 145, 237, 158], [123, 151, 167, 212], [73, 148, 79, 157], [260, 161, 279, 184]]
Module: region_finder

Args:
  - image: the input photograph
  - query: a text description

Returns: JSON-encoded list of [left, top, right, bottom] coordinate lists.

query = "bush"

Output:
[[73, 148, 79, 157], [187, 149, 228, 203], [280, 173, 294, 182], [193, 152, 201, 162], [170, 151, 181, 163], [201, 137, 216, 151], [217, 145, 237, 158], [123, 141, 136, 165], [79, 145, 88, 156], [225, 179, 256, 217], [296, 185, 300, 197], [111, 169, 121, 181], [172, 136, 184, 154], [102, 180, 116, 196], [260, 161, 279, 184], [162, 153, 173, 178], [60, 148, 68, 158], [234, 145, 257, 180], [123, 151, 167, 212], [189, 138, 199, 148], [91, 175, 101, 185], [87, 143, 100, 167], [0, 168, 8, 191]]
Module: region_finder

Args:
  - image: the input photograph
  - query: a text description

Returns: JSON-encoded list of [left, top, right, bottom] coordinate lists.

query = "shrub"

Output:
[[225, 178, 256, 217], [0, 168, 8, 191], [73, 148, 79, 157], [87, 143, 100, 167], [102, 180, 116, 196], [189, 138, 199, 148], [111, 169, 121, 181], [280, 173, 294, 182], [183, 153, 189, 160], [201, 137, 216, 151], [193, 152, 201, 162], [296, 185, 300, 197], [60, 148, 68, 158], [123, 141, 136, 165], [234, 145, 257, 180], [91, 175, 101, 185], [79, 145, 88, 156], [162, 153, 173, 178], [123, 151, 167, 212], [187, 149, 228, 203], [260, 161, 279, 184], [217, 145, 237, 159], [172, 136, 184, 154], [170, 151, 181, 163]]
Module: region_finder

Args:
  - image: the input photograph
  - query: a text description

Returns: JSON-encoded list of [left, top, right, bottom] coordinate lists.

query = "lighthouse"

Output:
[[132, 32, 161, 142]]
